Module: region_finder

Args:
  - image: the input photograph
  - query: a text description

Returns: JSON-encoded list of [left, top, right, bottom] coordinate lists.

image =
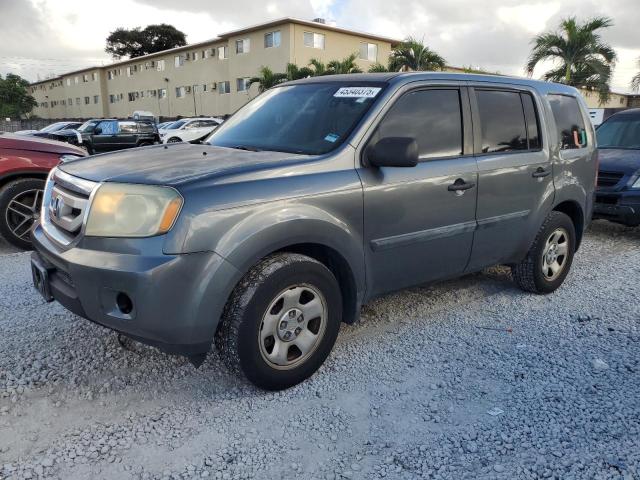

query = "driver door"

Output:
[[358, 85, 478, 296]]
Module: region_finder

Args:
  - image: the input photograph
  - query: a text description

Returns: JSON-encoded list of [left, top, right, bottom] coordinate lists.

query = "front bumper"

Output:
[[31, 224, 240, 356], [593, 191, 640, 226]]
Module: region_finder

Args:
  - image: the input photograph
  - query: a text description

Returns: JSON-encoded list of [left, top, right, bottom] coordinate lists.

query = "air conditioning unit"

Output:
[[211, 82, 217, 90], [185, 86, 192, 93]]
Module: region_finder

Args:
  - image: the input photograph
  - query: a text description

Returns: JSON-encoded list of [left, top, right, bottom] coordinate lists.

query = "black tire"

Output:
[[167, 137, 181, 143], [512, 211, 576, 294], [0, 178, 45, 250], [215, 253, 342, 390], [137, 141, 152, 148]]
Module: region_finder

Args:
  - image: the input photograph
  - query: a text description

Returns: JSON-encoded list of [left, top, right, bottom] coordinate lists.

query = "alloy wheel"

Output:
[[5, 189, 43, 242], [541, 227, 569, 281]]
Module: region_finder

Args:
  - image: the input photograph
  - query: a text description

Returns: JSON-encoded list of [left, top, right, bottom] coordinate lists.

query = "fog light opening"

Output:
[[116, 292, 133, 315]]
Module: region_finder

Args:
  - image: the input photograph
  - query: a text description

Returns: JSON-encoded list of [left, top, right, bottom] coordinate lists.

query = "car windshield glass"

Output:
[[597, 116, 640, 149], [77, 120, 100, 133], [40, 122, 64, 132], [207, 82, 386, 155], [168, 120, 187, 130]]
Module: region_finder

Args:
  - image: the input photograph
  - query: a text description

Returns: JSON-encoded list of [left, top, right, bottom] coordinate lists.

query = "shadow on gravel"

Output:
[[588, 219, 640, 241]]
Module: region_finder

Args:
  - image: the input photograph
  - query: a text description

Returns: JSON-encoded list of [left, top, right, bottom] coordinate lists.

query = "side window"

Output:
[[521, 93, 541, 150], [374, 89, 463, 160], [138, 122, 155, 133], [476, 90, 527, 153], [548, 94, 587, 150], [118, 121, 138, 133], [96, 121, 118, 135]]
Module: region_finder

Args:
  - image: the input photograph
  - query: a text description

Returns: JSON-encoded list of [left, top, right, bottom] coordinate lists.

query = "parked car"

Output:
[[593, 108, 640, 226], [160, 117, 223, 144], [31, 73, 596, 390], [157, 121, 174, 131], [49, 118, 159, 154], [0, 133, 85, 249], [14, 121, 82, 137]]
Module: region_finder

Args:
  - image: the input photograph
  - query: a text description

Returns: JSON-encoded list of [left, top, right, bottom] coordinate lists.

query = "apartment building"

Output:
[[29, 18, 397, 120]]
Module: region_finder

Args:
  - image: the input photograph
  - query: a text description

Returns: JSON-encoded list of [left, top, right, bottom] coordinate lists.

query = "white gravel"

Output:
[[1, 220, 639, 480]]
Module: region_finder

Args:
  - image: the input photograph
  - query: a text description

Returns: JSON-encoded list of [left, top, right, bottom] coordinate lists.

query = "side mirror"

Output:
[[94, 127, 102, 135], [368, 137, 418, 168]]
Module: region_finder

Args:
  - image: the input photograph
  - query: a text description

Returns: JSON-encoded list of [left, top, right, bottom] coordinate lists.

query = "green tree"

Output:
[[285, 63, 314, 80], [308, 58, 328, 76], [389, 37, 446, 72], [526, 16, 617, 103], [249, 66, 288, 93], [368, 63, 389, 73], [0, 74, 37, 118], [327, 53, 362, 74], [631, 58, 640, 92], [106, 24, 187, 59]]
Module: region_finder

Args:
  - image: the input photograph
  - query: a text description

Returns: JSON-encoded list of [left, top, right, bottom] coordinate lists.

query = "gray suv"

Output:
[[30, 73, 596, 390]]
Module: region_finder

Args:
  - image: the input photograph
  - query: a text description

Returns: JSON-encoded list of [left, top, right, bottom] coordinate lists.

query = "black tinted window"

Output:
[[138, 122, 155, 133], [548, 94, 587, 149], [376, 89, 463, 159], [521, 93, 541, 150], [476, 90, 527, 153]]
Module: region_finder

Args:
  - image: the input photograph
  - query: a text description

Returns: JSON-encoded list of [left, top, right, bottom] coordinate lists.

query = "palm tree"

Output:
[[526, 16, 617, 103], [327, 53, 363, 74], [308, 58, 328, 76], [368, 63, 389, 73], [249, 66, 287, 93], [286, 63, 314, 81], [631, 58, 640, 92], [389, 37, 446, 72]]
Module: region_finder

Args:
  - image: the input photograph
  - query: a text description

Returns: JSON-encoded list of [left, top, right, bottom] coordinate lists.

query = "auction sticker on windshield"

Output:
[[333, 87, 382, 98]]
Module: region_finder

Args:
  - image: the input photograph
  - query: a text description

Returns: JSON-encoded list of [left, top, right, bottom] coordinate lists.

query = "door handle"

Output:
[[447, 178, 476, 192], [532, 167, 551, 178]]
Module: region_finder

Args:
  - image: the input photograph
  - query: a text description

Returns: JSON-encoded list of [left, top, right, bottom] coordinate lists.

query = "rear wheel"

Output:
[[215, 253, 342, 390], [137, 141, 152, 148], [0, 178, 45, 250], [512, 211, 575, 294]]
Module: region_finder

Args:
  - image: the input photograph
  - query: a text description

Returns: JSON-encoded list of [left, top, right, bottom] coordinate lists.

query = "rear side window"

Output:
[[96, 120, 118, 135], [375, 89, 463, 160], [521, 93, 541, 150], [138, 122, 155, 133], [119, 121, 138, 133], [548, 94, 587, 149], [476, 90, 528, 153]]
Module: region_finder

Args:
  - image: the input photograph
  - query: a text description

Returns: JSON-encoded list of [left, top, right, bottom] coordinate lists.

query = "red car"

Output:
[[0, 133, 86, 249]]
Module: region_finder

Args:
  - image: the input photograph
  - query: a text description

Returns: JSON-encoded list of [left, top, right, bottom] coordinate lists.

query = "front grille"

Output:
[[41, 169, 98, 246], [597, 171, 624, 188]]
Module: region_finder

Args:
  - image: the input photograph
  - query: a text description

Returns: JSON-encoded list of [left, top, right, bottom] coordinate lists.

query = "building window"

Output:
[[109, 94, 116, 104], [235, 38, 250, 54], [66, 78, 71, 86], [158, 88, 167, 98], [264, 31, 281, 48], [193, 51, 199, 61], [128, 92, 136, 102], [218, 46, 228, 59], [92, 72, 97, 81], [75, 97, 80, 105], [68, 97, 72, 105], [202, 49, 210, 59], [84, 96, 90, 105], [127, 66, 132, 77], [156, 59, 165, 72], [303, 32, 325, 49], [236, 77, 250, 92], [74, 76, 79, 84], [202, 83, 208, 92], [218, 81, 230, 94], [94, 95, 99, 104], [175, 55, 185, 68], [175, 86, 186, 98], [359, 42, 377, 62], [82, 74, 89, 82]]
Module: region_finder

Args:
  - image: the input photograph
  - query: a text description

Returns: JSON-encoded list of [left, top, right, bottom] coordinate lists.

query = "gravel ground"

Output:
[[0, 220, 639, 480]]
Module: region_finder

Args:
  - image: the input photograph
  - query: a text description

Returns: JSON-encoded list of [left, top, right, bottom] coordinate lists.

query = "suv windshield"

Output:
[[597, 115, 640, 149], [207, 82, 386, 155]]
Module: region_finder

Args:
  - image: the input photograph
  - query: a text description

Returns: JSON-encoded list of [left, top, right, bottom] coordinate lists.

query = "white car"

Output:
[[160, 117, 223, 144]]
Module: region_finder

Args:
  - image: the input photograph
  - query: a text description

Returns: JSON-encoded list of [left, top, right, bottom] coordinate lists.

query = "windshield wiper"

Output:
[[231, 145, 262, 152]]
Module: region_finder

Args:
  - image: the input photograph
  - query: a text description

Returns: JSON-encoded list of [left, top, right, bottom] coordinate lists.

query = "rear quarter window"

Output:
[[137, 122, 155, 133], [548, 95, 587, 150]]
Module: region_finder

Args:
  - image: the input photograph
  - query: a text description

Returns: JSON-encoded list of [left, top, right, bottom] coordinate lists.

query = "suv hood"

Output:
[[58, 143, 308, 185], [598, 148, 640, 175], [0, 132, 86, 156]]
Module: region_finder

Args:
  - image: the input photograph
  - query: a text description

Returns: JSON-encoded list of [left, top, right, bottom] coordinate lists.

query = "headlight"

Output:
[[632, 176, 640, 189], [85, 183, 183, 237], [59, 154, 84, 163]]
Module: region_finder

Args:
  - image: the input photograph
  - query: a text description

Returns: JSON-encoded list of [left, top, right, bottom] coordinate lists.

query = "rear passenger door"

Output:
[[466, 86, 554, 271], [359, 85, 478, 296], [117, 121, 139, 149]]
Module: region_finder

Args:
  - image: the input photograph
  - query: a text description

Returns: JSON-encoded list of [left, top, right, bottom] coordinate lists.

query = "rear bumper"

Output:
[[593, 191, 640, 226], [31, 223, 240, 356]]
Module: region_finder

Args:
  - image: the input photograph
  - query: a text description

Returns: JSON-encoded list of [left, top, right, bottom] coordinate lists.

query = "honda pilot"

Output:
[[30, 73, 596, 390]]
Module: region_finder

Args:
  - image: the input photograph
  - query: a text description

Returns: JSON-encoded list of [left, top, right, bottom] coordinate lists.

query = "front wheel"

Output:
[[215, 253, 342, 390], [0, 178, 45, 250], [511, 211, 576, 294]]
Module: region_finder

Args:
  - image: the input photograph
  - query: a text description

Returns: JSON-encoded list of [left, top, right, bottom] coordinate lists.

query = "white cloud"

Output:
[[496, 3, 560, 34]]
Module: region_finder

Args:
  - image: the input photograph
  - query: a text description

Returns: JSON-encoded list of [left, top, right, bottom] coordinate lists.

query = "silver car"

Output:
[[30, 73, 596, 390]]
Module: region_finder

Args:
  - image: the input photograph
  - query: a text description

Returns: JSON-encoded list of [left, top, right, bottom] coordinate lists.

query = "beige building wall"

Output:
[[579, 89, 629, 109], [29, 19, 397, 120]]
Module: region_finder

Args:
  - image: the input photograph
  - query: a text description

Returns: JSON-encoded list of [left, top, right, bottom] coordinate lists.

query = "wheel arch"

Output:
[[552, 200, 585, 251], [0, 170, 49, 190]]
